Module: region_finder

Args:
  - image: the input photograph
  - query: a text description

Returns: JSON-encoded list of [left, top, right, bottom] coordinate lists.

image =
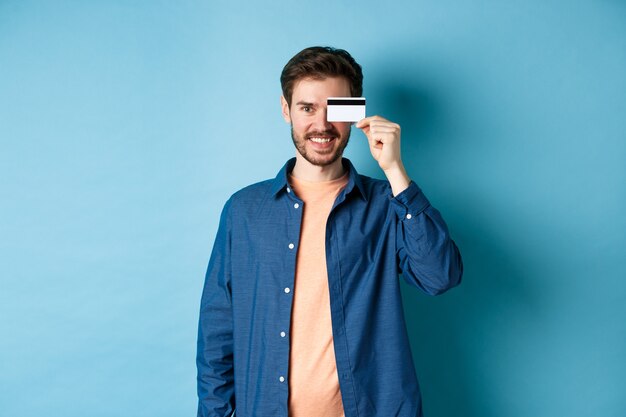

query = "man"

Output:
[[197, 46, 463, 417]]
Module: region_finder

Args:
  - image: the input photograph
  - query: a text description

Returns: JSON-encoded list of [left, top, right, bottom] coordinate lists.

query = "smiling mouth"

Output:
[[308, 137, 336, 143]]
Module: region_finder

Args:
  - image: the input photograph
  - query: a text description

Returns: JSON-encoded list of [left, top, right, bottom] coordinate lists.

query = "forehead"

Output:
[[291, 76, 351, 103]]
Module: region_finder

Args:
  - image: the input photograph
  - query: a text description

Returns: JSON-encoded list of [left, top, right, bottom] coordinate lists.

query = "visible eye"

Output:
[[302, 106, 311, 112]]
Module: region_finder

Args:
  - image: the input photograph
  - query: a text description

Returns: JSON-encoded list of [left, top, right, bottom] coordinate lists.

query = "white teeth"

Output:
[[310, 137, 333, 143]]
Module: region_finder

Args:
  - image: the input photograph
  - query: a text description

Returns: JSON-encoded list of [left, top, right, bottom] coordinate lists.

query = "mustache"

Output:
[[305, 130, 339, 138]]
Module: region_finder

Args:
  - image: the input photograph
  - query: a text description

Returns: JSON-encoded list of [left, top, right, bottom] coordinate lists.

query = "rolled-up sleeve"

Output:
[[197, 197, 236, 417], [389, 181, 463, 295]]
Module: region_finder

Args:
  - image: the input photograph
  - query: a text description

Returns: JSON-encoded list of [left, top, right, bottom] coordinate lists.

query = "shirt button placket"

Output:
[[282, 234, 295, 386], [283, 195, 300, 390]]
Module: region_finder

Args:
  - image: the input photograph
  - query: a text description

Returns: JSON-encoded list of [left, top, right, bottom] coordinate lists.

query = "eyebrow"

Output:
[[295, 101, 317, 107]]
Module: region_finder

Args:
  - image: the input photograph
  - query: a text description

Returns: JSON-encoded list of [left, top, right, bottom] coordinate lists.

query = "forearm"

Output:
[[197, 197, 236, 415], [391, 181, 463, 295], [197, 307, 235, 416]]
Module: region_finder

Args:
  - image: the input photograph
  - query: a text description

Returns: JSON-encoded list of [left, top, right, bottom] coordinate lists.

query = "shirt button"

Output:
[[406, 213, 412, 219], [279, 376, 285, 382], [280, 331, 286, 337], [287, 187, 291, 193], [288, 243, 295, 249], [294, 203, 299, 209], [284, 287, 291, 294]]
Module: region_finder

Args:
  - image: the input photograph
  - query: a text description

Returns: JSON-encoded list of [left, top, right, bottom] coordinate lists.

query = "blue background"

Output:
[[1, 1, 624, 416]]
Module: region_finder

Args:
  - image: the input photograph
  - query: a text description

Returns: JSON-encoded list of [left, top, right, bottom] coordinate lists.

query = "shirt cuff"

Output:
[[388, 180, 431, 219]]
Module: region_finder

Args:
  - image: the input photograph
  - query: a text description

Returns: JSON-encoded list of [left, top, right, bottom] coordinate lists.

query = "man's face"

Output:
[[281, 76, 353, 167]]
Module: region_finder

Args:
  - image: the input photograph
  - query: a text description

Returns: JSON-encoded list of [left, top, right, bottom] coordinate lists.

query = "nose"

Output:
[[312, 106, 333, 130]]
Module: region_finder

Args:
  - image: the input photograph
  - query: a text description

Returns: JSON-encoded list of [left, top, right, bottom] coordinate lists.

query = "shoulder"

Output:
[[221, 178, 275, 215]]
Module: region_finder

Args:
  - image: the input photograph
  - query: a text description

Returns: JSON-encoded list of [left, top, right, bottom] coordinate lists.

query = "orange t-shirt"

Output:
[[287, 170, 349, 417]]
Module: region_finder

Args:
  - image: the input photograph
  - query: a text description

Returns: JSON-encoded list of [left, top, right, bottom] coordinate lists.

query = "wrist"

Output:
[[383, 162, 411, 197], [383, 161, 406, 176]]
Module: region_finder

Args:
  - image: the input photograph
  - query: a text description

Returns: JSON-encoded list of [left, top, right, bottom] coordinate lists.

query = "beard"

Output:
[[290, 124, 350, 167]]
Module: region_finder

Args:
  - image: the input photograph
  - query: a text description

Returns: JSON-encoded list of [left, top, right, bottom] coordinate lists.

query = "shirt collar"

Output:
[[270, 157, 367, 202]]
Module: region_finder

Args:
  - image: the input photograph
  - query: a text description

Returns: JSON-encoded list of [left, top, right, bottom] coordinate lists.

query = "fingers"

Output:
[[367, 131, 395, 145], [369, 126, 397, 133], [356, 115, 401, 152], [355, 116, 372, 128], [356, 115, 399, 131], [355, 115, 386, 128], [364, 122, 401, 141], [356, 115, 404, 167]]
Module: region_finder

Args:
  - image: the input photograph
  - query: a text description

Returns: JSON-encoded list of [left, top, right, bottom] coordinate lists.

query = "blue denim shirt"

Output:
[[197, 157, 463, 417]]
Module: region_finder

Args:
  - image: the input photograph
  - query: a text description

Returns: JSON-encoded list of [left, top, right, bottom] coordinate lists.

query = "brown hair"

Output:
[[280, 46, 363, 108]]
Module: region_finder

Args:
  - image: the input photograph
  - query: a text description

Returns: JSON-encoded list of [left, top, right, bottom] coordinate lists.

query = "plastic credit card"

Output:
[[327, 97, 366, 122]]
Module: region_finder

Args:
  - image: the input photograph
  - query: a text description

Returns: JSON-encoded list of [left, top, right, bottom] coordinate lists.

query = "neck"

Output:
[[291, 153, 346, 182]]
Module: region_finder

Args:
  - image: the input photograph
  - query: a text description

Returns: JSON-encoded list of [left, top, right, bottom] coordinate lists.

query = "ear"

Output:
[[280, 95, 291, 123]]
